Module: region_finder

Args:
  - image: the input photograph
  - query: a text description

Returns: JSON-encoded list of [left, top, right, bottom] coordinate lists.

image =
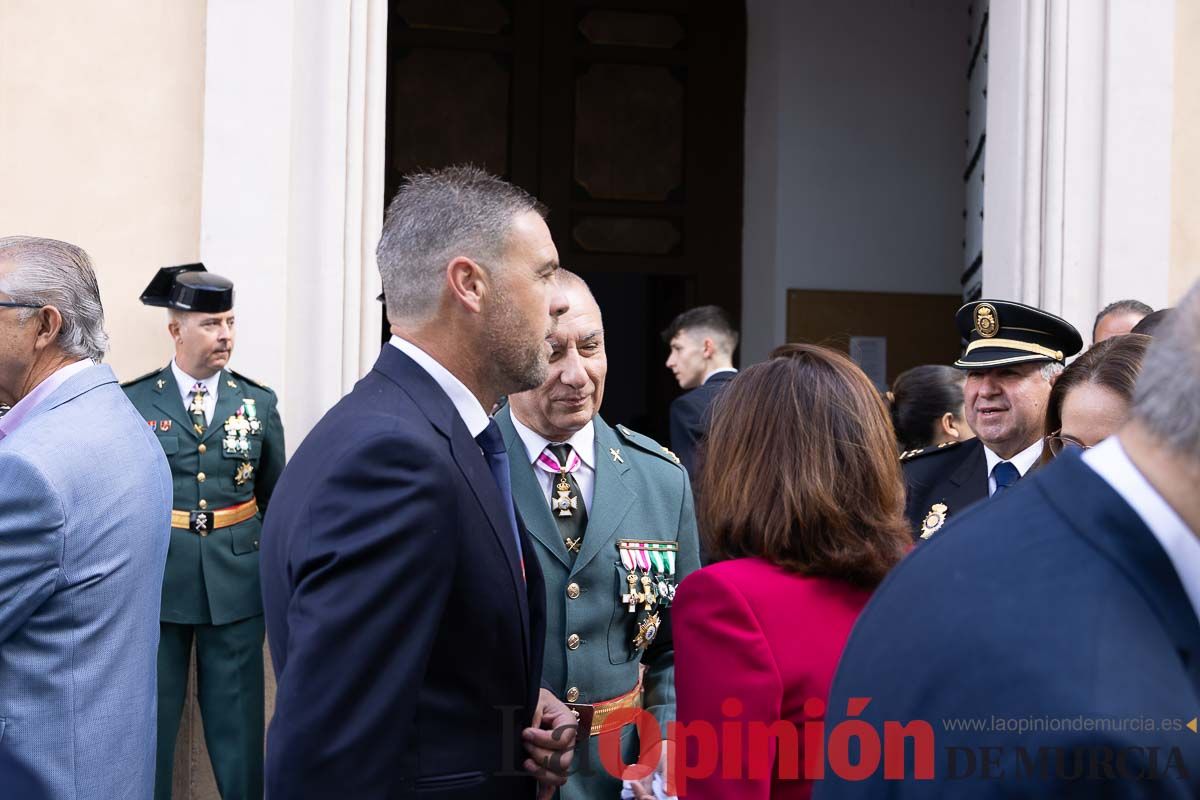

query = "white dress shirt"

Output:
[[983, 438, 1044, 496], [510, 413, 596, 515], [1084, 437, 1200, 622], [172, 359, 221, 425], [389, 336, 489, 438]]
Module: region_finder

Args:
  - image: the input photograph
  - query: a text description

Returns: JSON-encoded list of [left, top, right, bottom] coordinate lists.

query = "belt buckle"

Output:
[[564, 703, 595, 736], [190, 510, 211, 536]]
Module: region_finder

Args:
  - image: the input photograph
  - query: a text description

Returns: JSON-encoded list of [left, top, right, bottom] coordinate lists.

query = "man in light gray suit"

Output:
[[0, 236, 171, 800]]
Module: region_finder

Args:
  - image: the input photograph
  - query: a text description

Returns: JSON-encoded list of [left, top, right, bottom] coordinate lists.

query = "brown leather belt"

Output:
[[171, 499, 258, 536], [567, 675, 644, 737]]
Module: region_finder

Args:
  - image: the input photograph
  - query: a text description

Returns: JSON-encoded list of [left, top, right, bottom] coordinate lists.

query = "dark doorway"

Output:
[[385, 0, 745, 441]]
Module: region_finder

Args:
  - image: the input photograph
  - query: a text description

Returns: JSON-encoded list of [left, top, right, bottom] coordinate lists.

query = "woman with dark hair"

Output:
[[887, 364, 974, 453], [1042, 333, 1152, 462], [671, 344, 911, 799]]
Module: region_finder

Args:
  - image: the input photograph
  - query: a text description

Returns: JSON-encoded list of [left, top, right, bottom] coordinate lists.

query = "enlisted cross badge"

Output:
[[921, 502, 949, 539], [609, 447, 624, 464], [156, 379, 166, 390], [227, 379, 237, 389]]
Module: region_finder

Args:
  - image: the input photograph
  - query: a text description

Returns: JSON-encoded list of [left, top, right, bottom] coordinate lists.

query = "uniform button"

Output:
[[566, 687, 580, 702], [198, 443, 207, 454], [567, 583, 581, 599], [198, 499, 208, 509], [567, 634, 581, 650], [253, 540, 259, 548], [197, 472, 206, 483]]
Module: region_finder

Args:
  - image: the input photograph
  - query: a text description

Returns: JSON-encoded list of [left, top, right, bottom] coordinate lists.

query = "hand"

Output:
[[523, 688, 579, 799], [625, 740, 670, 800]]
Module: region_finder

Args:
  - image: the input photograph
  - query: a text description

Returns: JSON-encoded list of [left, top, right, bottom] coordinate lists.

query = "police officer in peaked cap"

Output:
[[901, 299, 1082, 539]]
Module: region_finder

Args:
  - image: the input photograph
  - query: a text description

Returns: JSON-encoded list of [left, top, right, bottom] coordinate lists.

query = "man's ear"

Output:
[[32, 305, 64, 351], [446, 256, 488, 314], [702, 337, 716, 360], [168, 318, 182, 341]]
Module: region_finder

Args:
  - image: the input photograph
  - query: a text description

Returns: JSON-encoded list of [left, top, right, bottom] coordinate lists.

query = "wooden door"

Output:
[[386, 0, 745, 440]]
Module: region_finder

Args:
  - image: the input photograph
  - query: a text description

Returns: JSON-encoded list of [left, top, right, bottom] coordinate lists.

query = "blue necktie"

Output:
[[475, 419, 524, 567], [993, 461, 1020, 493]]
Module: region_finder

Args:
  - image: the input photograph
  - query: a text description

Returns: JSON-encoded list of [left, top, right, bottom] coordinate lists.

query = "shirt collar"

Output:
[[0, 359, 92, 440], [1084, 436, 1200, 620], [984, 438, 1044, 477], [703, 367, 737, 384], [171, 359, 222, 404], [389, 335, 490, 438], [510, 412, 596, 470]]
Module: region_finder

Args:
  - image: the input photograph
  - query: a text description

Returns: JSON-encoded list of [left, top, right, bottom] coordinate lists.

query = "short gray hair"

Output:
[[376, 165, 546, 323], [1040, 361, 1064, 382], [0, 236, 109, 361], [1132, 281, 1200, 458]]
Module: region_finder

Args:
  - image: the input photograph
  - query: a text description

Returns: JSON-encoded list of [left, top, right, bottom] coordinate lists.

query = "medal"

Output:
[[553, 476, 577, 517]]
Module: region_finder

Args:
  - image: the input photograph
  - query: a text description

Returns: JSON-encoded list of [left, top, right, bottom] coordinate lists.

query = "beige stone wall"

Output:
[[1171, 0, 1200, 300], [0, 0, 207, 379]]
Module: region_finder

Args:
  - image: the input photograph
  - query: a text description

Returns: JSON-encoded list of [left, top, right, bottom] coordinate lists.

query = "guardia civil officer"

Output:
[[902, 299, 1081, 538], [123, 264, 284, 800], [497, 271, 701, 798]]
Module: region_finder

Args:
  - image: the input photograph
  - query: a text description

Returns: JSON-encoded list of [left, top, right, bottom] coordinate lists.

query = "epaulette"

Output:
[[899, 439, 963, 462], [229, 370, 274, 393], [614, 424, 683, 467], [120, 367, 166, 388]]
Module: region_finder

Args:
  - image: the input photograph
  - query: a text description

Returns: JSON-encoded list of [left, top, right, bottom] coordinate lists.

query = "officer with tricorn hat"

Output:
[[901, 299, 1082, 539], [123, 263, 284, 799]]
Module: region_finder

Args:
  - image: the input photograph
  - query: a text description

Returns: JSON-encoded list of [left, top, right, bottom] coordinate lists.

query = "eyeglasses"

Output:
[[1046, 431, 1091, 456], [0, 301, 44, 310]]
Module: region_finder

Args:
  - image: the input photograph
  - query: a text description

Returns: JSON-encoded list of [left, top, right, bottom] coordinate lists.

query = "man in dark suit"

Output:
[[815, 282, 1200, 798], [260, 166, 578, 799], [662, 305, 738, 477], [902, 300, 1082, 538]]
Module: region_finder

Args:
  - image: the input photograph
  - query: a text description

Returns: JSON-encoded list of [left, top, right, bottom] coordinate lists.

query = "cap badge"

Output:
[[975, 304, 999, 338]]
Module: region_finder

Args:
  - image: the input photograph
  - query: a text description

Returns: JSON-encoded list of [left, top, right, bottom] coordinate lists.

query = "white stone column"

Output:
[[201, 0, 387, 449], [984, 0, 1175, 341]]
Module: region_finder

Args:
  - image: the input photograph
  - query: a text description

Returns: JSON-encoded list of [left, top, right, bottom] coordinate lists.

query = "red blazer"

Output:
[[673, 557, 872, 800]]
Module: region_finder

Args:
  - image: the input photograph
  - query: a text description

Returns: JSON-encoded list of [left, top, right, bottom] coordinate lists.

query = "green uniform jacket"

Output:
[[123, 365, 285, 625], [496, 408, 700, 783]]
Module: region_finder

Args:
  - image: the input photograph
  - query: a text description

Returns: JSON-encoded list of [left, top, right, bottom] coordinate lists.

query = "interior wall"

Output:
[[0, 1, 207, 379], [741, 0, 968, 364]]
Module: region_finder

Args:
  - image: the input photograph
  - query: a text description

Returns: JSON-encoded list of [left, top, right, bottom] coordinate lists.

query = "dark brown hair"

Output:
[[1042, 333, 1152, 462], [698, 343, 911, 588]]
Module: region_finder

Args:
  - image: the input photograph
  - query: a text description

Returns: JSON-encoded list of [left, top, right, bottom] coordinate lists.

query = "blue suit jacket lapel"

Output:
[[372, 346, 531, 663], [1040, 452, 1200, 687], [573, 418, 635, 574], [495, 407, 572, 569]]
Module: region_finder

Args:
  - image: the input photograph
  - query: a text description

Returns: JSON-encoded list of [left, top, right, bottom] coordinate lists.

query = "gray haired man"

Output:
[[0, 236, 171, 800]]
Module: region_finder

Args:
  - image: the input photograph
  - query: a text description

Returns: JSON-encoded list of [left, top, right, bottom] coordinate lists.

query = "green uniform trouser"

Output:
[[156, 616, 265, 800]]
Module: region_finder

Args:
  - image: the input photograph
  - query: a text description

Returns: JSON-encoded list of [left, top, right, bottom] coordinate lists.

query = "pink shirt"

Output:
[[0, 359, 93, 442]]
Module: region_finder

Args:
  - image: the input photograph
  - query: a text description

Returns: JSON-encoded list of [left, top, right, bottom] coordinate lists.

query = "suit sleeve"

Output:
[[0, 453, 65, 645], [673, 568, 779, 800], [255, 392, 285, 515], [642, 470, 701, 732], [668, 396, 697, 476], [266, 430, 454, 798]]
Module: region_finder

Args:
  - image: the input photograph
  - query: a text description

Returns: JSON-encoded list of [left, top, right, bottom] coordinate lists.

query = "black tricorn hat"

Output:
[[140, 263, 234, 313], [954, 299, 1083, 369]]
